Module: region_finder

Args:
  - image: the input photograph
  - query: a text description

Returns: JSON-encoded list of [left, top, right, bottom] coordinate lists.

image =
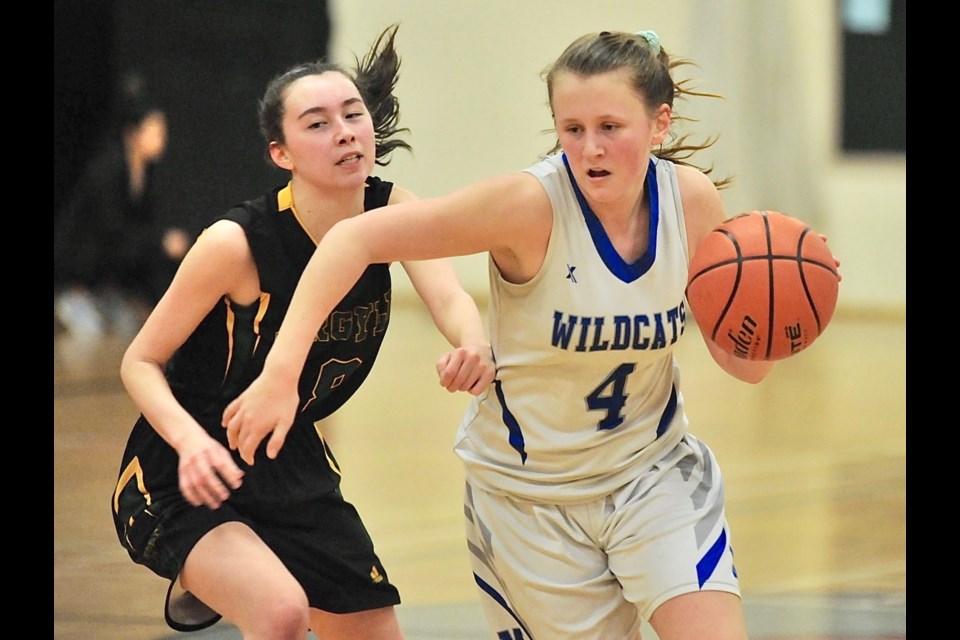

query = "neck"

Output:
[[589, 184, 646, 225], [288, 176, 366, 241]]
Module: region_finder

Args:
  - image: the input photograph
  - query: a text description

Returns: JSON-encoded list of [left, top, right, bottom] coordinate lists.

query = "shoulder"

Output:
[[468, 171, 550, 215], [210, 193, 273, 228], [522, 152, 566, 181], [674, 164, 726, 253], [387, 184, 417, 205], [169, 218, 259, 306], [175, 219, 253, 285], [195, 218, 249, 254], [673, 163, 716, 196], [675, 163, 723, 217]]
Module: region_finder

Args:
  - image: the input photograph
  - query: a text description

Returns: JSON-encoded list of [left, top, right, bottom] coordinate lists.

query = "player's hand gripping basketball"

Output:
[[222, 371, 300, 465], [686, 210, 842, 361]]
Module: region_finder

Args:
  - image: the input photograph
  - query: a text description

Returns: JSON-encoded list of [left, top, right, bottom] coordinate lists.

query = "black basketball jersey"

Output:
[[166, 177, 393, 424], [114, 177, 393, 512]]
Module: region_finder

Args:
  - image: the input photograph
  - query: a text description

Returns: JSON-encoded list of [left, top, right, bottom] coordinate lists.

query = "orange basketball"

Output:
[[686, 210, 840, 361]]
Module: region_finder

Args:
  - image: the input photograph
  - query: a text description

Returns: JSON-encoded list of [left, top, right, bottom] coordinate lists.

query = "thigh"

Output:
[[605, 435, 741, 622], [649, 591, 747, 640], [181, 521, 308, 636], [464, 482, 641, 640], [113, 450, 241, 583], [256, 489, 402, 615], [310, 606, 403, 640]]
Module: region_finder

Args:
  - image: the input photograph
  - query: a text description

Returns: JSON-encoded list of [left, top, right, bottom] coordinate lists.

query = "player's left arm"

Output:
[[390, 185, 495, 396], [677, 166, 775, 384]]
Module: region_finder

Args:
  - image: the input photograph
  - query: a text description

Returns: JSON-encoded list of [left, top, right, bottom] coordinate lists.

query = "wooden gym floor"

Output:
[[54, 301, 906, 639]]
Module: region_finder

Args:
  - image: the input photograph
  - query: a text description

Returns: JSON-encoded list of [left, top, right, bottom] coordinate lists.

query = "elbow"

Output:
[[119, 344, 167, 391], [725, 359, 775, 384], [732, 367, 771, 384], [118, 350, 137, 392], [707, 340, 775, 383]]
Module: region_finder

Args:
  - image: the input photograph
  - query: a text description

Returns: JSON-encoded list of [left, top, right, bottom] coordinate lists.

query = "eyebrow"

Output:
[[297, 97, 364, 120]]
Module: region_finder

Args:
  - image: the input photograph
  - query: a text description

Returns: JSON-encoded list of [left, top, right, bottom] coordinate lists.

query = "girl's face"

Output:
[[271, 71, 376, 189], [551, 69, 670, 207]]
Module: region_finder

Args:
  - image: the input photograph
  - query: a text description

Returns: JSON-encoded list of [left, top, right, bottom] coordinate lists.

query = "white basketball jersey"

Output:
[[455, 153, 693, 503]]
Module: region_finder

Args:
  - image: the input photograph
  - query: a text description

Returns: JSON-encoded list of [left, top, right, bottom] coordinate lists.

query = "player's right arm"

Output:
[[222, 172, 550, 464], [120, 220, 253, 508], [677, 165, 775, 384], [387, 185, 495, 396]]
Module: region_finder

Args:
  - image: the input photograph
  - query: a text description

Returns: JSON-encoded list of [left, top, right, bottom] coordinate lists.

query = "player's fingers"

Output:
[[437, 353, 460, 389], [196, 477, 228, 509], [266, 422, 292, 460], [436, 352, 451, 376], [212, 455, 244, 490], [438, 360, 458, 390], [815, 233, 844, 279], [238, 431, 260, 466], [179, 477, 203, 507], [222, 408, 241, 451], [458, 362, 484, 392], [469, 368, 496, 396], [201, 453, 243, 507], [222, 397, 237, 425], [445, 363, 474, 392], [181, 462, 228, 509], [225, 424, 238, 452]]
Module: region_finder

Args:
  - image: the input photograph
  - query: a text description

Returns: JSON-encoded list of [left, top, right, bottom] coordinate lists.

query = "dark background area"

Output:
[[55, 1, 903, 230], [54, 0, 332, 235], [840, 0, 906, 154], [54, 0, 115, 221]]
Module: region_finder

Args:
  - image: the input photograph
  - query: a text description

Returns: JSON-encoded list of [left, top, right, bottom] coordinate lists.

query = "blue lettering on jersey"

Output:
[[551, 301, 686, 351]]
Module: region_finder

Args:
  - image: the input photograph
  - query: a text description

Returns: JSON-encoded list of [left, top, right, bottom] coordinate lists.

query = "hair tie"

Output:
[[635, 30, 661, 57]]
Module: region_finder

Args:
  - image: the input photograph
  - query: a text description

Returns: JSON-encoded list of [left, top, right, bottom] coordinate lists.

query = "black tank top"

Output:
[[114, 178, 396, 516], [166, 177, 393, 425]]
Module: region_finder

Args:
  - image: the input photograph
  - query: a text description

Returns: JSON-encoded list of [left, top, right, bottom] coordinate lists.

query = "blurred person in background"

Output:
[[54, 73, 191, 338]]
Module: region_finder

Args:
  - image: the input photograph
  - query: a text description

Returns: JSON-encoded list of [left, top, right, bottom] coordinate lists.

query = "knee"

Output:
[[248, 592, 310, 639]]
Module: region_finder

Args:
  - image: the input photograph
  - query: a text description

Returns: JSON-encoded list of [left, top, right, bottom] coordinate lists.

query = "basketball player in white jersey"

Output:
[[224, 29, 840, 640]]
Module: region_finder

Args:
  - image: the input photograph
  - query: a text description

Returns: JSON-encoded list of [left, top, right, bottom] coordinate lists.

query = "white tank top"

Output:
[[455, 153, 693, 503]]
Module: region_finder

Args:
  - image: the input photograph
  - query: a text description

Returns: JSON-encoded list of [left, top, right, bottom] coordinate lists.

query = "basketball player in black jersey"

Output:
[[110, 25, 494, 639]]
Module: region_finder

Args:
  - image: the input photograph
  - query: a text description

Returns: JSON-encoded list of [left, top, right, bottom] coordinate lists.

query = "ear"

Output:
[[268, 141, 293, 171], [651, 103, 672, 146]]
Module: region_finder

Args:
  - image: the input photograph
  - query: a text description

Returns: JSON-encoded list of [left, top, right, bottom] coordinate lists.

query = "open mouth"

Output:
[[587, 168, 610, 178], [337, 153, 362, 165]]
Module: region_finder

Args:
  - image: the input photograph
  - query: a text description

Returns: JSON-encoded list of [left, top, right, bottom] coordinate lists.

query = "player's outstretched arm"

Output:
[[221, 211, 381, 464]]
